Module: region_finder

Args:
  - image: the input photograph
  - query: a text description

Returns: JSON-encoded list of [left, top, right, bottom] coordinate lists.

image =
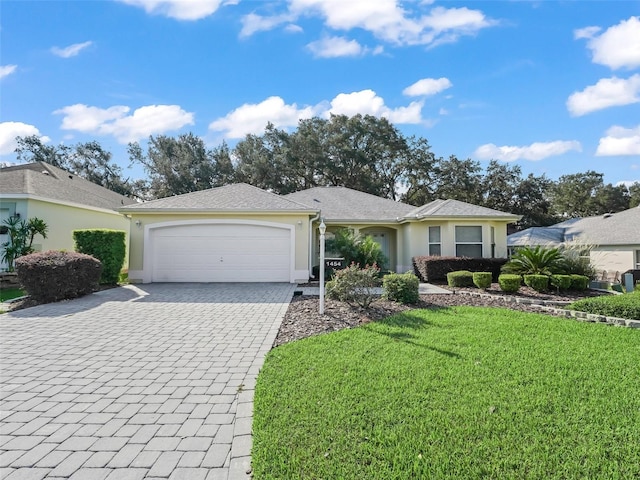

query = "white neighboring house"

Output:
[[508, 206, 640, 279]]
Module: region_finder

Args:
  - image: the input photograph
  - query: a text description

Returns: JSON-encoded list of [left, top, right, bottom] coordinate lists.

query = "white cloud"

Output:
[[0, 65, 17, 79], [306, 36, 369, 58], [403, 77, 452, 97], [51, 41, 93, 58], [328, 89, 424, 124], [474, 140, 582, 162], [240, 12, 295, 37], [209, 89, 426, 138], [0, 122, 50, 156], [580, 16, 640, 70], [118, 0, 225, 20], [209, 96, 318, 139], [567, 74, 640, 116], [243, 0, 495, 49], [573, 26, 601, 40], [55, 104, 194, 143], [596, 124, 640, 156]]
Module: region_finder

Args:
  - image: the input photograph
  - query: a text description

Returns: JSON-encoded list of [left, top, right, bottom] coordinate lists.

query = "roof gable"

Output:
[[408, 199, 519, 219], [120, 183, 316, 212], [0, 162, 136, 211], [284, 186, 414, 221]]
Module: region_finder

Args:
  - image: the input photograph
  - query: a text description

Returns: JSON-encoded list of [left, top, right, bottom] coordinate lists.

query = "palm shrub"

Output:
[[499, 274, 521, 293], [502, 246, 565, 276], [327, 228, 387, 269], [472, 272, 492, 290], [1, 216, 48, 271]]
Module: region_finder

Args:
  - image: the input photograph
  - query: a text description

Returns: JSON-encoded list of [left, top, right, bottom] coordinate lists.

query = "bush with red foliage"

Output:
[[15, 250, 102, 303]]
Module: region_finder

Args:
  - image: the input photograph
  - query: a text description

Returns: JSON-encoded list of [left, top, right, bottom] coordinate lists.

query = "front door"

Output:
[[369, 232, 389, 269]]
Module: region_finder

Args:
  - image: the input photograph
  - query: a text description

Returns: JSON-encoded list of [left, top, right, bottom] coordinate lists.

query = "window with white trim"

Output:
[[455, 226, 482, 258], [428, 226, 441, 256]]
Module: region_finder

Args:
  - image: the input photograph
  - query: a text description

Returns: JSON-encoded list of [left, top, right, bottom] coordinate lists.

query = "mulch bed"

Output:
[[275, 286, 611, 347]]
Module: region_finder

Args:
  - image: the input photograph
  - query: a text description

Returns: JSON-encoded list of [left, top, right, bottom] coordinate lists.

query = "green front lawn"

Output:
[[253, 307, 640, 479], [0, 287, 24, 302]]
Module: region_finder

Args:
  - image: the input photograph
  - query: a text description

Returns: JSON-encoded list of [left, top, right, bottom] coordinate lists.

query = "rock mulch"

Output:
[[274, 288, 605, 347]]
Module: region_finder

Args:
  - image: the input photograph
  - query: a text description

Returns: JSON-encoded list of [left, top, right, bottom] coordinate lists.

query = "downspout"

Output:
[[308, 211, 320, 278]]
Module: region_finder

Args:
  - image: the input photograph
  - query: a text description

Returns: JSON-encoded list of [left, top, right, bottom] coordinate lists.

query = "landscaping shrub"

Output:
[[382, 272, 419, 304], [326, 263, 380, 308], [472, 272, 492, 290], [502, 246, 565, 276], [447, 270, 474, 288], [73, 229, 126, 284], [569, 291, 640, 320], [550, 274, 572, 292], [326, 228, 387, 269], [15, 250, 102, 302], [524, 274, 549, 292], [413, 256, 507, 282], [570, 274, 590, 291], [499, 274, 522, 293], [1, 216, 48, 271]]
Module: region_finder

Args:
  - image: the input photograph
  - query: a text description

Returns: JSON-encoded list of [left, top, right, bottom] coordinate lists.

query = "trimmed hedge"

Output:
[[413, 256, 508, 282], [524, 274, 549, 292], [550, 274, 572, 291], [569, 291, 640, 320], [499, 274, 521, 293], [570, 274, 589, 291], [383, 272, 420, 304], [73, 229, 126, 285], [447, 270, 474, 288], [15, 250, 102, 302], [473, 272, 492, 290]]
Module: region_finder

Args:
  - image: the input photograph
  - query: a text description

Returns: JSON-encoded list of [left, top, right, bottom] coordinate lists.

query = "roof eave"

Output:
[[118, 207, 318, 215]]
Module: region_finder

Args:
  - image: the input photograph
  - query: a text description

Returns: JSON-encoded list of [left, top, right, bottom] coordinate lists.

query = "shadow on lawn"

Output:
[[365, 307, 462, 358]]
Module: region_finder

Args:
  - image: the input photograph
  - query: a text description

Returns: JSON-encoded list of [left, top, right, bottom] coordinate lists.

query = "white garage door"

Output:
[[150, 223, 291, 282]]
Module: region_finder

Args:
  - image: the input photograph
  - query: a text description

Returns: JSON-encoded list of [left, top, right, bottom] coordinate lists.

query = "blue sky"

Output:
[[1, 1, 639, 187]]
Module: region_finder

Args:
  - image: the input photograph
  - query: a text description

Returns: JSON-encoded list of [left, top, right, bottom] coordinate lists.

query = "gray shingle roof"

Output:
[[0, 162, 136, 211], [284, 186, 415, 221], [119, 183, 316, 212], [407, 199, 520, 219], [507, 227, 566, 246], [508, 206, 640, 246]]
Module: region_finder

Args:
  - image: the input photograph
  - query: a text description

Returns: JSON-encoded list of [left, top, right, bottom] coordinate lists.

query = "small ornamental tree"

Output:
[[1, 216, 48, 271], [73, 229, 126, 284]]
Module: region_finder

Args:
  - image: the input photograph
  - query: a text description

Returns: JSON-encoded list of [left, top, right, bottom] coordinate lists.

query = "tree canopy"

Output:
[[11, 116, 638, 229]]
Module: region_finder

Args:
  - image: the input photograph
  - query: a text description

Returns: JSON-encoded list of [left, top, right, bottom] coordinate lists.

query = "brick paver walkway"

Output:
[[0, 283, 294, 480]]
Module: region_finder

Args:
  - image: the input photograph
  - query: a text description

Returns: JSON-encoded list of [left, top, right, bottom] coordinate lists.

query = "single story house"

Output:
[[0, 161, 135, 270], [120, 184, 520, 284], [508, 206, 640, 277]]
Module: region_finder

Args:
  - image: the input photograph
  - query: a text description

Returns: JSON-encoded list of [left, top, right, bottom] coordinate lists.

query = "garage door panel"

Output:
[[150, 223, 292, 282]]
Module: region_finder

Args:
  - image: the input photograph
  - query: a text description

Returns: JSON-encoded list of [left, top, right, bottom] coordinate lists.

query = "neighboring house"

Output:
[[121, 184, 520, 284], [508, 206, 640, 276], [0, 162, 135, 271]]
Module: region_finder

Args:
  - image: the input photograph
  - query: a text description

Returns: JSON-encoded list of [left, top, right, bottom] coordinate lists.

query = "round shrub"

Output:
[[524, 274, 549, 292], [15, 250, 102, 303], [472, 272, 492, 290], [570, 274, 589, 290], [498, 274, 521, 293], [383, 272, 420, 304], [550, 274, 572, 291], [447, 270, 474, 288]]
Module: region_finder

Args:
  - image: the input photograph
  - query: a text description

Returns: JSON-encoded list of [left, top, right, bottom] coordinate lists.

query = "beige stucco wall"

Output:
[[399, 219, 511, 271], [126, 213, 311, 283], [590, 245, 638, 274], [2, 198, 130, 262]]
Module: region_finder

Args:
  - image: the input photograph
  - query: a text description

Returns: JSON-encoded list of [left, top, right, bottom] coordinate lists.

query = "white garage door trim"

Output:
[[141, 219, 296, 283]]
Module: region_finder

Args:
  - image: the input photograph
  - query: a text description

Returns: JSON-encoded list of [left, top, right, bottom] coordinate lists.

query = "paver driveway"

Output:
[[0, 283, 295, 480]]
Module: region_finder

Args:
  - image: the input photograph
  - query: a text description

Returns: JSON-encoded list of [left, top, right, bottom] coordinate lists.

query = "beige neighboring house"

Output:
[[120, 184, 520, 284], [507, 206, 640, 277], [0, 161, 135, 271]]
